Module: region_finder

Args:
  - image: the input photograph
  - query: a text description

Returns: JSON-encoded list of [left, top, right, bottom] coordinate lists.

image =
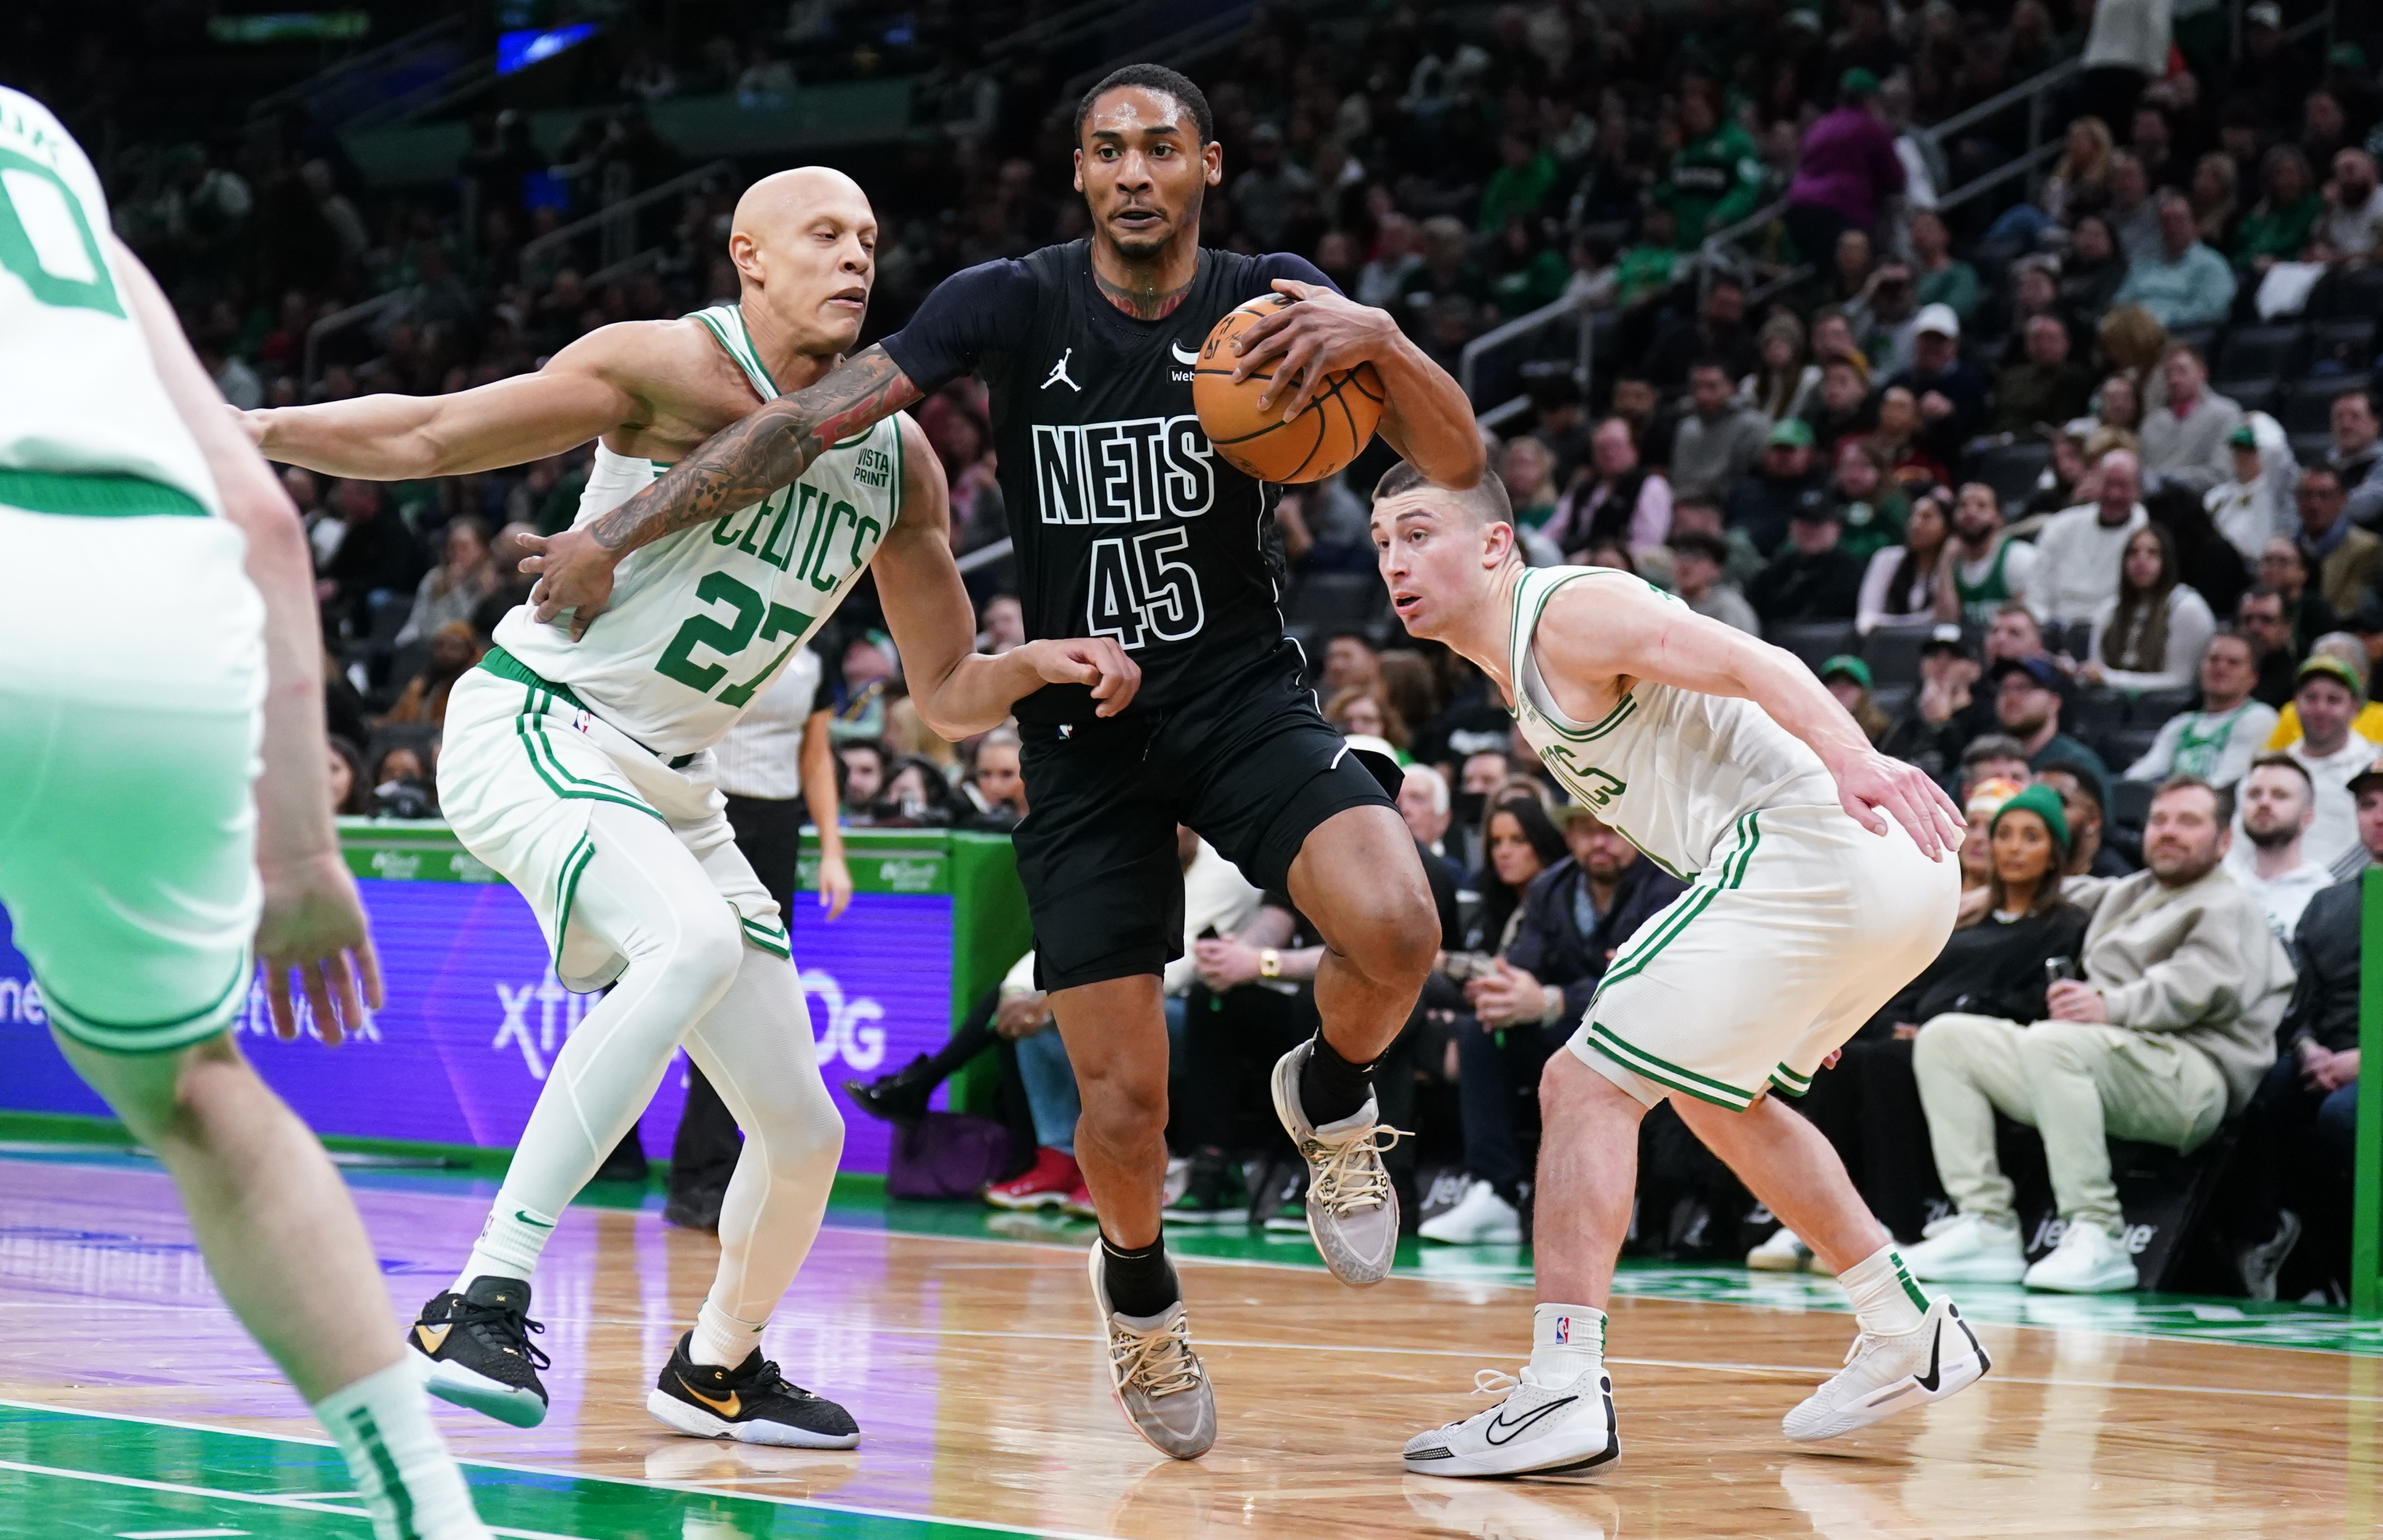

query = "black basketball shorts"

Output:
[[1013, 655, 1397, 993]]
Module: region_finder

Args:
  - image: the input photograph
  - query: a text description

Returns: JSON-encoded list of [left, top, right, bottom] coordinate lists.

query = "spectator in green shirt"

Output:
[[2233, 144, 2323, 273], [1655, 80, 1766, 246], [1486, 215, 1571, 318], [1614, 205, 1686, 308], [1910, 208, 1981, 322], [1478, 129, 1558, 234]]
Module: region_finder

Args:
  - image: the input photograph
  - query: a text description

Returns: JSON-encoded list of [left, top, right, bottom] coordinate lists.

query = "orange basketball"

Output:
[[1191, 294, 1385, 483]]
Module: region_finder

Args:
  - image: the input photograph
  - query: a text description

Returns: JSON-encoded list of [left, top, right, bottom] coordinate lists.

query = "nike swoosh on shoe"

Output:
[[1484, 1396, 1578, 1446], [1912, 1323, 1944, 1394]]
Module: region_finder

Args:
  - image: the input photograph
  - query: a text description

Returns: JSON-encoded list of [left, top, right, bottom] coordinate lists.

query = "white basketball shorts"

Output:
[[1570, 801, 1960, 1112]]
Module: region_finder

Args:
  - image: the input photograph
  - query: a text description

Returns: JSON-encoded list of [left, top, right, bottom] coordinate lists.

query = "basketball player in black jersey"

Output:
[[520, 64, 1484, 1459]]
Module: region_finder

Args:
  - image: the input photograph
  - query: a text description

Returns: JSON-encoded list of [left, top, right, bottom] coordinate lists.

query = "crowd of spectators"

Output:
[[20, 0, 2383, 1299]]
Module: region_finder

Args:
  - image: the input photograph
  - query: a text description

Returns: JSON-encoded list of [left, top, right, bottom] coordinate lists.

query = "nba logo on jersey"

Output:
[[571, 709, 594, 735]]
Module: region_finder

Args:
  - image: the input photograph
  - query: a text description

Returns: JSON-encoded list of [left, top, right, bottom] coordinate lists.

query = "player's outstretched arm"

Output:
[[524, 345, 924, 632], [868, 419, 1139, 738], [240, 326, 649, 479], [1535, 580, 1965, 860], [1227, 278, 1486, 490], [114, 238, 382, 1042]]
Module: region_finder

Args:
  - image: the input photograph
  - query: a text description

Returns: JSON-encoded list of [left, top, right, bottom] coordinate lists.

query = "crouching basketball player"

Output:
[[1372, 467, 1987, 1477]]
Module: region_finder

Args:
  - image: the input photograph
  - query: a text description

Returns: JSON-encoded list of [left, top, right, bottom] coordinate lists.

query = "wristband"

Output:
[[1260, 947, 1282, 980]]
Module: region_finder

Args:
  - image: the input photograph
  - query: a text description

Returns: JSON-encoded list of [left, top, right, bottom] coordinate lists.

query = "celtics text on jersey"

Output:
[[492, 304, 907, 758]]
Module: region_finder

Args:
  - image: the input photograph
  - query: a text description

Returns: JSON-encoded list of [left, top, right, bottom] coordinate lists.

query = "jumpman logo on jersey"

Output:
[[1041, 349, 1080, 392]]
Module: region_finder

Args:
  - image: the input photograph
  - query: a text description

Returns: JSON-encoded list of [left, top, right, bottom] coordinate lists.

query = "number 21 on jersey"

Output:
[[1087, 528, 1204, 650]]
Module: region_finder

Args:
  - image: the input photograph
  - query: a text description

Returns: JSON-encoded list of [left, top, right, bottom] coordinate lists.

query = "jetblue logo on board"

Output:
[[1032, 415, 1215, 525]]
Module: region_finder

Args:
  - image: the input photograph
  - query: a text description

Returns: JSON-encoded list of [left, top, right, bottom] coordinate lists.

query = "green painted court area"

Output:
[[0, 1403, 1039, 1540]]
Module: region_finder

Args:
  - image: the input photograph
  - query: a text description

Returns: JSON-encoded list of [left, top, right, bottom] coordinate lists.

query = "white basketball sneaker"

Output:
[[1782, 1297, 1990, 1441], [2022, 1220, 2139, 1293], [1418, 1179, 1523, 1245], [1402, 1363, 1620, 1478], [1899, 1211, 2027, 1283]]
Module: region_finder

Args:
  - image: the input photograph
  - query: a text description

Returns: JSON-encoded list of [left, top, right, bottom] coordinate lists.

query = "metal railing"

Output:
[[303, 292, 403, 392], [518, 159, 737, 280], [1457, 289, 1596, 417]]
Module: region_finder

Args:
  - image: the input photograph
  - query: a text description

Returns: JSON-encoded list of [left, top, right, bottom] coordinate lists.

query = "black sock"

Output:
[[1099, 1231, 1181, 1318], [1299, 1034, 1377, 1127]]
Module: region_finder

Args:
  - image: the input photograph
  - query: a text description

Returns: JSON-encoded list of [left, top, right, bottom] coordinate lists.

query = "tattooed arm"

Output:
[[522, 344, 921, 636], [871, 417, 1140, 737]]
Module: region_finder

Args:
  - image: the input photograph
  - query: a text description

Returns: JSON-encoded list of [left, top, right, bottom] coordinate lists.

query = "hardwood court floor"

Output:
[[2, 1150, 2380, 1538]]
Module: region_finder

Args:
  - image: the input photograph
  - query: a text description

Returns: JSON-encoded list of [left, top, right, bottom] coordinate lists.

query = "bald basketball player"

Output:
[[247, 168, 1137, 1446]]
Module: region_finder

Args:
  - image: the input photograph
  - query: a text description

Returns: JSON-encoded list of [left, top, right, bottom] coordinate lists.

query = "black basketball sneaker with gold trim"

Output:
[[408, 1275, 551, 1427], [646, 1332, 860, 1449]]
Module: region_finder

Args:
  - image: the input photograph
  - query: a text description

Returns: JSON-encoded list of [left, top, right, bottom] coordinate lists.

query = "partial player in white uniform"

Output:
[[246, 167, 1138, 1446], [1369, 465, 1986, 1478], [0, 87, 489, 1539]]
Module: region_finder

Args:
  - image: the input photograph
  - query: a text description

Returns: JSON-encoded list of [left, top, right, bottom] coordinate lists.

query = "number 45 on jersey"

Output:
[[1087, 528, 1205, 650]]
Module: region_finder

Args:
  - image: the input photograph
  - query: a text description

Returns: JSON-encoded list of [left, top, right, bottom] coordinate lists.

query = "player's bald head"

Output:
[[1372, 461, 1514, 531], [731, 166, 872, 247]]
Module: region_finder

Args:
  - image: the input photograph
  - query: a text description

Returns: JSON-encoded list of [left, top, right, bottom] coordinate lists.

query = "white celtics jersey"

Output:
[[493, 305, 906, 757], [1508, 566, 1839, 880], [0, 88, 219, 516]]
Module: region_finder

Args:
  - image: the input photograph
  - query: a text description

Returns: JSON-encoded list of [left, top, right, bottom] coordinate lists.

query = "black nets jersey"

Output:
[[880, 241, 1333, 726]]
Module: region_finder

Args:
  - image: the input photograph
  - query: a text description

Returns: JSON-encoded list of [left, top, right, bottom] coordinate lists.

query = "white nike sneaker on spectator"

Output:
[[1745, 1226, 1816, 1272], [1900, 1212, 2027, 1283], [2022, 1221, 2139, 1293], [1402, 1363, 1619, 1478], [1418, 1180, 1522, 1245], [1782, 1297, 1991, 1441]]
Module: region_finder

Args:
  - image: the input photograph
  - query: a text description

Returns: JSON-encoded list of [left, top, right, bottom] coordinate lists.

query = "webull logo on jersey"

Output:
[[1032, 415, 1215, 525]]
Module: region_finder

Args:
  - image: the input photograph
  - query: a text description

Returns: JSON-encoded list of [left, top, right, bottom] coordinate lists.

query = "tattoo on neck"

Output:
[[1095, 266, 1194, 320], [584, 345, 920, 554]]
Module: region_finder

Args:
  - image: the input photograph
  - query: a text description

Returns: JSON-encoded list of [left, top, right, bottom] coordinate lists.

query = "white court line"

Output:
[[0, 1399, 1121, 1540]]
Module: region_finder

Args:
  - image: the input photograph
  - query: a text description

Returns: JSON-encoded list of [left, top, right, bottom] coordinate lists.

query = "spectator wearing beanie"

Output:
[[1906, 776, 2293, 1293]]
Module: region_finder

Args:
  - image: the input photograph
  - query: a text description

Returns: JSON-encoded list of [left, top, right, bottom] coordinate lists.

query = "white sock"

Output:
[[1839, 1243, 1930, 1337], [453, 1201, 557, 1294], [1527, 1302, 1606, 1387], [314, 1360, 490, 1540], [690, 1297, 767, 1368]]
